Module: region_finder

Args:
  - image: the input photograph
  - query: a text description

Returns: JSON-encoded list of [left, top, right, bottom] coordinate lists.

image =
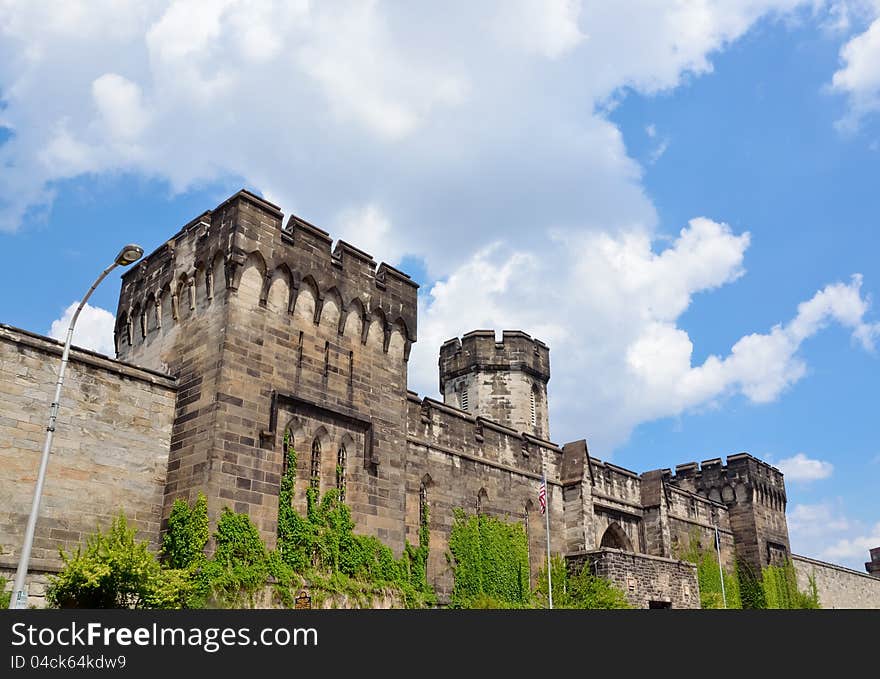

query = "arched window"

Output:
[[310, 438, 321, 490], [419, 481, 429, 526], [282, 428, 294, 476], [336, 444, 347, 501], [476, 487, 488, 515]]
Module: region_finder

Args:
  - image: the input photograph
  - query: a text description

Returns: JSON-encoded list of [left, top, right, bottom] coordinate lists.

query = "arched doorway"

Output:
[[600, 522, 633, 551]]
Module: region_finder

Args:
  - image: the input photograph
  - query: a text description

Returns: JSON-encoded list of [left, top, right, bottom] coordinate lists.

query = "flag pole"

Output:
[[714, 523, 727, 609], [543, 453, 553, 609]]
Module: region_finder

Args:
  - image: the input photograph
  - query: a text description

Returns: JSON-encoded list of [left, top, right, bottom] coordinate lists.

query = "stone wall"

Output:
[[792, 554, 880, 609], [405, 393, 564, 602], [0, 324, 176, 589], [568, 548, 700, 609]]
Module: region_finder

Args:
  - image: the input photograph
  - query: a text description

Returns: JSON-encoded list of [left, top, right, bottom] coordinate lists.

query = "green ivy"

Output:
[[447, 509, 530, 608], [761, 561, 820, 609], [275, 441, 435, 608], [162, 492, 209, 570], [675, 530, 741, 609], [533, 554, 631, 609]]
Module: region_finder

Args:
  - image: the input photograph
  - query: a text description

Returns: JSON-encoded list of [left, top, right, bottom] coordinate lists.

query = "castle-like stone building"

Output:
[[2, 190, 878, 608]]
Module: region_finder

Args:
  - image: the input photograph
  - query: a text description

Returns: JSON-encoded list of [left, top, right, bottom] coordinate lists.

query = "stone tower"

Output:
[[114, 190, 419, 552], [439, 330, 551, 439], [669, 453, 790, 574]]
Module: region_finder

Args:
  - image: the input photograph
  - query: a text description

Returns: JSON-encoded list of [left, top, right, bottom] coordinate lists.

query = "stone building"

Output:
[[2, 189, 878, 608]]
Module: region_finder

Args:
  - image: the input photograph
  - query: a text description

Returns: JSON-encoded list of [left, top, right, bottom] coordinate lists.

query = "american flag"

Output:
[[538, 476, 546, 515]]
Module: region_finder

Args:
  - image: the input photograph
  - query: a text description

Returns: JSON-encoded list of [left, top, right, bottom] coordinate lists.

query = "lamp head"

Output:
[[115, 244, 144, 267]]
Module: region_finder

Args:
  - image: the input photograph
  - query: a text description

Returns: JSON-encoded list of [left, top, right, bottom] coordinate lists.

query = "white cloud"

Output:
[[410, 219, 879, 450], [48, 302, 117, 357], [777, 453, 835, 481], [0, 0, 821, 235], [820, 522, 880, 563], [831, 7, 880, 129], [2, 1, 877, 451], [785, 500, 879, 569]]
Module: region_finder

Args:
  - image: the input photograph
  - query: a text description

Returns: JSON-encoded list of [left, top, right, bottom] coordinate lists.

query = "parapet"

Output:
[[115, 189, 419, 353], [439, 329, 550, 388]]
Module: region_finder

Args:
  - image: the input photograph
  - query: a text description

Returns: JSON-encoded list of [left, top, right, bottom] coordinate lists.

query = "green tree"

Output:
[[534, 555, 631, 609], [46, 513, 191, 609]]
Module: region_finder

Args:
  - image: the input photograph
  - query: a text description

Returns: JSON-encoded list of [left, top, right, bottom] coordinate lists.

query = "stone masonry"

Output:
[[0, 325, 176, 579]]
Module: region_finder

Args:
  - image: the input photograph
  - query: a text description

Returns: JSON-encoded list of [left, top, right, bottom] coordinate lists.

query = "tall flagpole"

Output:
[[714, 523, 727, 609], [543, 452, 553, 609]]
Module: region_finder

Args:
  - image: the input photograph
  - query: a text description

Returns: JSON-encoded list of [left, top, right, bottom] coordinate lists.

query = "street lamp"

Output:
[[8, 244, 144, 609]]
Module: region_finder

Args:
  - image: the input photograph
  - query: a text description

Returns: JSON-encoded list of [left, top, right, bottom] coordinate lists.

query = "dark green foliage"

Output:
[[46, 514, 191, 609], [675, 531, 741, 609], [162, 492, 209, 569], [447, 509, 530, 608], [534, 555, 631, 609]]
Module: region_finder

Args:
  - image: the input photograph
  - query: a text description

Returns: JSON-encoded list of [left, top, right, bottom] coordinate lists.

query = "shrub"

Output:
[[534, 555, 631, 609], [46, 514, 191, 609]]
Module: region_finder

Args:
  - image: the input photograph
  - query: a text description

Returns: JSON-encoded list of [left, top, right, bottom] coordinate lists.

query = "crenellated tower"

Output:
[[668, 453, 790, 574], [115, 189, 419, 551], [439, 330, 551, 439]]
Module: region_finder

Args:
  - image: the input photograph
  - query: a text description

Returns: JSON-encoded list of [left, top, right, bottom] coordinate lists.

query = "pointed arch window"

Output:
[[337, 444, 347, 501], [419, 481, 429, 526], [282, 429, 294, 477], [310, 438, 321, 490]]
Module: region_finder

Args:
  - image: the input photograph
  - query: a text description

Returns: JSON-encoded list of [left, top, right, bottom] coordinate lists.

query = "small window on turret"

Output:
[[530, 389, 537, 428], [460, 387, 469, 412]]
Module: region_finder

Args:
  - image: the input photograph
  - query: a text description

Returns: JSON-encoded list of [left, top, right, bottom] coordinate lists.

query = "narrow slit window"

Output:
[[337, 444, 347, 502], [324, 341, 330, 376], [297, 331, 304, 365], [348, 350, 354, 381], [310, 438, 321, 490], [460, 387, 469, 412], [530, 389, 537, 428]]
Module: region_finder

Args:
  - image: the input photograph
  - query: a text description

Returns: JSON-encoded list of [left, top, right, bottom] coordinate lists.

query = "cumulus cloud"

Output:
[[777, 453, 835, 481], [409, 219, 879, 449], [3, 1, 877, 452], [778, 499, 880, 569], [48, 302, 117, 357], [830, 4, 880, 129], [821, 522, 880, 563], [0, 0, 819, 237]]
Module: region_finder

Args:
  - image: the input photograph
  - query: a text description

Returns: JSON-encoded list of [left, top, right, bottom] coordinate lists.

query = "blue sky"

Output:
[[1, 1, 878, 569]]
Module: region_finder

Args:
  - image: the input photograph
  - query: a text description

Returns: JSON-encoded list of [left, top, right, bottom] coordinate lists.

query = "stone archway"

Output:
[[600, 522, 633, 552]]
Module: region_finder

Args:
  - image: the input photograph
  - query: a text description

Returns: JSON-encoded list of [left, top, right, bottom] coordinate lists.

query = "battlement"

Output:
[[115, 189, 418, 360], [439, 329, 550, 389], [670, 453, 786, 496]]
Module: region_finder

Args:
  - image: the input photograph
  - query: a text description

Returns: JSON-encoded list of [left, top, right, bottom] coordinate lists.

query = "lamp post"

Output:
[[8, 244, 144, 609]]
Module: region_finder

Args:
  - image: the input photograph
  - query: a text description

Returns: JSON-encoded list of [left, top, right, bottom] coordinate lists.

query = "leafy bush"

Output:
[[46, 514, 191, 609], [534, 555, 631, 609]]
